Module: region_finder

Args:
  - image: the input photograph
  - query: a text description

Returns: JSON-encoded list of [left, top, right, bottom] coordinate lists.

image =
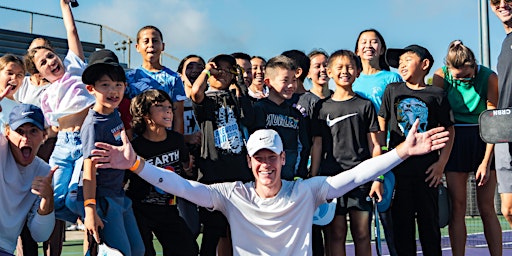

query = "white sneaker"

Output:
[[66, 224, 78, 231]]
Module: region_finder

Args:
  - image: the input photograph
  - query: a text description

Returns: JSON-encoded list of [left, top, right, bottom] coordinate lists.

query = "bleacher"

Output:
[[0, 28, 104, 59]]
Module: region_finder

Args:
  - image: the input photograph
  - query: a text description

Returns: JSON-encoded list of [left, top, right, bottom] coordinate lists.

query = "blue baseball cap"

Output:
[[9, 103, 45, 131]]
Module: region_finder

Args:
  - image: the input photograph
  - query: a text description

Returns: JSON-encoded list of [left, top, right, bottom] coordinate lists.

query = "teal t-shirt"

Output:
[[353, 70, 402, 111]]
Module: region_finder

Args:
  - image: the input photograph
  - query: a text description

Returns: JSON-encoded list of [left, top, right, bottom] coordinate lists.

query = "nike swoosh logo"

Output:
[[326, 113, 357, 127], [21, 111, 33, 116]]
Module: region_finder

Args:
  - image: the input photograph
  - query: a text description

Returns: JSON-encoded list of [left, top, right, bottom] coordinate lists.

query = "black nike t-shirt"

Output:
[[311, 94, 379, 176]]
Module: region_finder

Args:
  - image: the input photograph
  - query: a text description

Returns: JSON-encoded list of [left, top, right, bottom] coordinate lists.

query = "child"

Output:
[[353, 28, 402, 256], [310, 50, 381, 255], [282, 49, 310, 103], [126, 89, 199, 255], [80, 49, 144, 255], [0, 54, 24, 129], [380, 44, 454, 256], [281, 50, 312, 180], [190, 54, 254, 255], [177, 54, 205, 143], [353, 29, 402, 112], [15, 37, 53, 108], [294, 49, 332, 256], [231, 52, 253, 87], [124, 25, 186, 134], [251, 55, 308, 180], [176, 55, 205, 237], [23, 4, 96, 251], [248, 56, 268, 101], [296, 50, 332, 119]]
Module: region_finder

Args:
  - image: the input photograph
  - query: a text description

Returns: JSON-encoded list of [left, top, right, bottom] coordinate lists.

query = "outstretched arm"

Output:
[[91, 131, 213, 208], [326, 119, 449, 199], [60, 0, 84, 60]]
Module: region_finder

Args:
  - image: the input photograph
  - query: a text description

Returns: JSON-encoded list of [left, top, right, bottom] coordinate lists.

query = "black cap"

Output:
[[209, 54, 236, 66], [385, 44, 434, 69], [82, 49, 125, 85]]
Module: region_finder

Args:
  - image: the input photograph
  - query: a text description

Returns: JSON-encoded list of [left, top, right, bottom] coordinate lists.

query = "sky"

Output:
[[0, 0, 508, 79]]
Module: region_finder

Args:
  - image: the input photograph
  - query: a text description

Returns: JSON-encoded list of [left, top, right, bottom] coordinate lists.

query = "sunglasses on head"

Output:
[[491, 0, 512, 6]]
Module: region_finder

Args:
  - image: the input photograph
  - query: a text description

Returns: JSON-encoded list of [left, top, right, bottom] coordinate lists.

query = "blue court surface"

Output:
[[344, 230, 512, 255]]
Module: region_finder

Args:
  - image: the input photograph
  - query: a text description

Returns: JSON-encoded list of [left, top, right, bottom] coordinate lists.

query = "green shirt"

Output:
[[442, 65, 493, 124]]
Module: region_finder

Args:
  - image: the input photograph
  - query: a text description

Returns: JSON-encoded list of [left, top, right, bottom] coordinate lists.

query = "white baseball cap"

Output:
[[247, 129, 283, 157]]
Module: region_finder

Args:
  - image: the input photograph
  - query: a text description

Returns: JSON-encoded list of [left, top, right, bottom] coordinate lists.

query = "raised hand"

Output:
[[32, 166, 58, 215], [396, 119, 450, 159], [91, 130, 137, 170]]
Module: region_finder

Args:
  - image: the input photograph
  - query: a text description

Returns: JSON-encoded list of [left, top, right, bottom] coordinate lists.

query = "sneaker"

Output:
[[66, 224, 78, 231], [77, 224, 85, 231]]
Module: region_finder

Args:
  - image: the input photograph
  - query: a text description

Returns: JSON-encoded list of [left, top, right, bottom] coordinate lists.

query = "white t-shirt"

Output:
[[14, 76, 51, 108], [40, 50, 95, 126], [0, 136, 54, 253], [208, 178, 329, 256]]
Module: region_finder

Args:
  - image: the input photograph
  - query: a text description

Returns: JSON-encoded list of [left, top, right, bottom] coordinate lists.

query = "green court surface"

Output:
[[28, 216, 511, 255], [33, 234, 203, 255]]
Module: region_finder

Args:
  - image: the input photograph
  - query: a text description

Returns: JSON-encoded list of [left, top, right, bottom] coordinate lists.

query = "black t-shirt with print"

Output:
[[126, 130, 189, 205], [378, 82, 453, 176], [193, 90, 253, 183]]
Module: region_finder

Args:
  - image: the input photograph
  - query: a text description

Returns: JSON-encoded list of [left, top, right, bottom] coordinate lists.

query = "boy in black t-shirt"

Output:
[[190, 54, 254, 255], [310, 50, 381, 255], [250, 55, 309, 180], [379, 45, 454, 256]]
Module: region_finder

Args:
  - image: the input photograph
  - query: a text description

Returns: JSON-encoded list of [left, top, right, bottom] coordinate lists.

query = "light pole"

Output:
[[114, 40, 128, 66], [126, 38, 132, 68], [479, 0, 491, 67]]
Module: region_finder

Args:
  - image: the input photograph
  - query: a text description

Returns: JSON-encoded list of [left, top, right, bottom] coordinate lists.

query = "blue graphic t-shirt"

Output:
[[125, 66, 186, 102], [81, 108, 125, 197]]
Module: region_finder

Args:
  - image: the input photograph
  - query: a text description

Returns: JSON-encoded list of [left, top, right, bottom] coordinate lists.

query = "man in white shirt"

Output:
[[91, 120, 449, 256]]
